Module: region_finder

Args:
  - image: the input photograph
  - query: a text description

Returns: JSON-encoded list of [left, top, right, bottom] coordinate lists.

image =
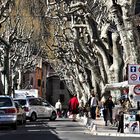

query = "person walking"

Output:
[[79, 100, 84, 117], [68, 94, 79, 121], [103, 96, 115, 126], [117, 97, 131, 133], [55, 99, 62, 118], [88, 91, 98, 120]]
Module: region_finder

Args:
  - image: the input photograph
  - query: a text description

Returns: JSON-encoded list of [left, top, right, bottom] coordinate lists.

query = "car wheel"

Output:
[[50, 111, 57, 121], [12, 122, 17, 130], [30, 112, 37, 122]]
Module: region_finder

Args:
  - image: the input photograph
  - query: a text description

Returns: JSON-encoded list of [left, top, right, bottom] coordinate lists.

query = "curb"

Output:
[[91, 131, 140, 137], [79, 117, 140, 137]]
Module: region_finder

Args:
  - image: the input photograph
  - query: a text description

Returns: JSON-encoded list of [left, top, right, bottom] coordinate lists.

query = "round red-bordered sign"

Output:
[[138, 67, 140, 72], [130, 74, 137, 81], [133, 85, 140, 95]]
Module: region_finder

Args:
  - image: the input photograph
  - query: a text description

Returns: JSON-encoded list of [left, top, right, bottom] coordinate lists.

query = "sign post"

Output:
[[128, 64, 140, 102], [128, 64, 140, 85], [128, 64, 140, 133]]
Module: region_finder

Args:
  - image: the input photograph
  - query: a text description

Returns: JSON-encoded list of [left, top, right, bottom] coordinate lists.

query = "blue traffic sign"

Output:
[[130, 66, 136, 72]]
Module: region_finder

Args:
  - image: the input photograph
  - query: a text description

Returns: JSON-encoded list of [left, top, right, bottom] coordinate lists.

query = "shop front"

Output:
[[104, 81, 140, 134]]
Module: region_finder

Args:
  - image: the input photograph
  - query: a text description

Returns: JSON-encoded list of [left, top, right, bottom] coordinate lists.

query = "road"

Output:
[[0, 118, 139, 140]]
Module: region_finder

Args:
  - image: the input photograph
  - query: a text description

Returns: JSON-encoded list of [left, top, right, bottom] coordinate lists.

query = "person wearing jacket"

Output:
[[103, 96, 115, 126], [68, 94, 79, 121], [88, 92, 98, 120]]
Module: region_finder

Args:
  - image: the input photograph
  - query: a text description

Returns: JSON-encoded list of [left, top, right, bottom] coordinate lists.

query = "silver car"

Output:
[[0, 96, 17, 129]]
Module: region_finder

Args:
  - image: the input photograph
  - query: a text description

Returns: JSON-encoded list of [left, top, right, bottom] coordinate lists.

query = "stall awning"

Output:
[[104, 81, 129, 91]]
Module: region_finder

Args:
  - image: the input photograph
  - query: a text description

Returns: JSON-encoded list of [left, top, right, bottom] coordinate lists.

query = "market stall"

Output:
[[104, 81, 140, 134]]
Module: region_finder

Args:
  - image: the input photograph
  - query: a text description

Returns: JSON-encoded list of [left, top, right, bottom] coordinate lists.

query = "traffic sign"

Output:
[[133, 85, 140, 95], [138, 67, 140, 72], [130, 74, 137, 81], [128, 64, 140, 85]]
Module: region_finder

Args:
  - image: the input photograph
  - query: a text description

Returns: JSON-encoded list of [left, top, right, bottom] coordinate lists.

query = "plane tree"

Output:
[[0, 0, 47, 95], [45, 0, 140, 102]]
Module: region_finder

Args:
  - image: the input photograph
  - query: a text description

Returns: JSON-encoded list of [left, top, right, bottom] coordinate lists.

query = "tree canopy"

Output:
[[0, 0, 140, 103]]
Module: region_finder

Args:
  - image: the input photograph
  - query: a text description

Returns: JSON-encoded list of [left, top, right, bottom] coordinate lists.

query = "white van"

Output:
[[14, 97, 57, 121], [14, 89, 38, 98]]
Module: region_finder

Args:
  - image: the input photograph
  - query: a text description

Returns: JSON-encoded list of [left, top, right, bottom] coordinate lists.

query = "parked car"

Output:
[[14, 97, 57, 121], [14, 101, 26, 125], [0, 95, 17, 129]]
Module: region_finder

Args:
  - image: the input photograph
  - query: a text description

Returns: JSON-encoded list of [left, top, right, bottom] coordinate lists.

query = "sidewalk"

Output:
[[79, 116, 140, 137]]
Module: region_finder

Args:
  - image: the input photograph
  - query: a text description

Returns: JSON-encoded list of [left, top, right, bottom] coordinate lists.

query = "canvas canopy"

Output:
[[104, 81, 129, 91]]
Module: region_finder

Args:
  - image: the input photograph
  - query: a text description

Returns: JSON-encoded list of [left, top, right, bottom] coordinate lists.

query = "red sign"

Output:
[[123, 89, 129, 94], [133, 85, 140, 95], [130, 74, 137, 81], [139, 67, 140, 72]]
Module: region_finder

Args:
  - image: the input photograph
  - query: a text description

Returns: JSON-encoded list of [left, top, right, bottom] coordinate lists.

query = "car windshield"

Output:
[[0, 98, 12, 107], [14, 99, 26, 106]]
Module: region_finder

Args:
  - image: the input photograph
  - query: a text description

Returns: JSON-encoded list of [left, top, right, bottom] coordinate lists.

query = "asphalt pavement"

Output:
[[0, 117, 140, 140]]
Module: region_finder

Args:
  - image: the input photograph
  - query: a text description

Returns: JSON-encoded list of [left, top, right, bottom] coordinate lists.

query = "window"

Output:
[[0, 98, 12, 107], [60, 81, 65, 89], [14, 99, 26, 106], [23, 75, 25, 84], [30, 77, 33, 85], [59, 94, 65, 102], [135, 0, 140, 14], [38, 79, 41, 87], [29, 98, 42, 106], [42, 81, 44, 88]]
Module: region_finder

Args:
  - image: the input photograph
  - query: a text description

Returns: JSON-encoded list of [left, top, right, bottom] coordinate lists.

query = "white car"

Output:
[[0, 96, 17, 129], [14, 97, 57, 121]]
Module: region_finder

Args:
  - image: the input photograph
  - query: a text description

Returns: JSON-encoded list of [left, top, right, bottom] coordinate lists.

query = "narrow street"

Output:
[[0, 118, 139, 140]]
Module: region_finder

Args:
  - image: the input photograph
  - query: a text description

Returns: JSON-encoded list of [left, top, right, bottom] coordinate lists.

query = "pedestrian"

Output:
[[79, 100, 84, 117], [68, 94, 79, 121], [55, 99, 62, 118], [117, 110, 124, 133], [103, 96, 115, 126], [88, 90, 98, 120], [117, 97, 130, 133]]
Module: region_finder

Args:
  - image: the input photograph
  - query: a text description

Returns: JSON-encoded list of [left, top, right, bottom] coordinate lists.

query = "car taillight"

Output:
[[24, 107, 29, 112], [5, 108, 17, 114], [17, 108, 19, 113]]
